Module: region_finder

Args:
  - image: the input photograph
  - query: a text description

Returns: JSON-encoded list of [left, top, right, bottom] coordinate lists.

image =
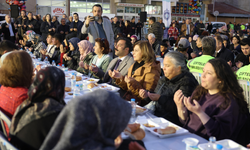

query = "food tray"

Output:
[[136, 118, 189, 138]]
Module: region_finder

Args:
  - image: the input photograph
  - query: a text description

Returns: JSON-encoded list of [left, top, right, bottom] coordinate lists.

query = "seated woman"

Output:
[[174, 58, 250, 145], [111, 40, 161, 106], [40, 90, 132, 150], [77, 40, 95, 73], [62, 37, 80, 69], [139, 52, 198, 125], [30, 34, 47, 59], [0, 51, 33, 136], [10, 67, 66, 150], [82, 38, 112, 79]]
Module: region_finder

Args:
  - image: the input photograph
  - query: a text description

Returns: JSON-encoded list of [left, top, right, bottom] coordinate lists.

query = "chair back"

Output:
[[191, 72, 201, 84], [0, 111, 11, 137], [238, 80, 250, 111], [0, 133, 18, 150]]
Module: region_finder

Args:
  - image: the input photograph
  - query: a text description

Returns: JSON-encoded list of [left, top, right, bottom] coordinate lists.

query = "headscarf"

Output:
[[78, 40, 94, 61], [26, 30, 36, 41], [68, 37, 80, 52], [40, 90, 132, 150], [130, 35, 138, 41], [10, 67, 66, 135]]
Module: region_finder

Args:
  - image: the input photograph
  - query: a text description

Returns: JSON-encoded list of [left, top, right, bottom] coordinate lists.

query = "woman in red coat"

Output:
[[0, 51, 33, 136]]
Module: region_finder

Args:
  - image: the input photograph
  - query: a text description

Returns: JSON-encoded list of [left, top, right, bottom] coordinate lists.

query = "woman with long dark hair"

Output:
[[40, 14, 55, 43], [229, 35, 241, 54], [174, 58, 250, 145]]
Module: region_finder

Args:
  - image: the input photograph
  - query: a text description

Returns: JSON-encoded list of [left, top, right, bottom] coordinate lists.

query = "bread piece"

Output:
[[76, 76, 82, 81], [87, 83, 95, 89], [154, 126, 176, 135], [125, 123, 140, 133], [136, 107, 146, 114], [65, 87, 71, 92], [129, 128, 146, 140]]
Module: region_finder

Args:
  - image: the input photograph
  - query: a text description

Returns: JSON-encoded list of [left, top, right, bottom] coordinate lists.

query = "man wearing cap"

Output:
[[187, 36, 215, 73], [177, 38, 190, 60]]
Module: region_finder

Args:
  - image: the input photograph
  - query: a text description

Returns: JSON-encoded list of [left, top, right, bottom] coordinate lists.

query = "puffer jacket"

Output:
[[147, 22, 162, 41], [148, 71, 198, 126]]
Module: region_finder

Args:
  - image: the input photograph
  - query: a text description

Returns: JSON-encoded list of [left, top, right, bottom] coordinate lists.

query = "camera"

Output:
[[91, 16, 99, 21]]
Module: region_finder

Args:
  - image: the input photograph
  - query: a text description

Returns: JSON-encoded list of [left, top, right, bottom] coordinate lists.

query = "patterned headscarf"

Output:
[[78, 40, 94, 61], [10, 67, 66, 135], [40, 90, 132, 150], [25, 30, 36, 41]]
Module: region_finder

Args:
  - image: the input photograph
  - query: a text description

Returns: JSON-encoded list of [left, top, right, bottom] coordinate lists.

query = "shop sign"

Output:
[[117, 3, 144, 7], [51, 6, 66, 16]]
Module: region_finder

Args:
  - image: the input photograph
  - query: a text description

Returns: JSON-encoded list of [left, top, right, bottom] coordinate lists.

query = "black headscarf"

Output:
[[10, 66, 66, 135]]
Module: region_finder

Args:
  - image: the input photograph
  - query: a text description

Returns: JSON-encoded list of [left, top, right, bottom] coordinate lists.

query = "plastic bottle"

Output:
[[216, 144, 223, 150], [73, 84, 80, 98], [44, 57, 49, 67], [52, 60, 56, 66], [129, 98, 137, 123], [71, 73, 76, 89], [20, 48, 23, 51], [207, 136, 216, 150]]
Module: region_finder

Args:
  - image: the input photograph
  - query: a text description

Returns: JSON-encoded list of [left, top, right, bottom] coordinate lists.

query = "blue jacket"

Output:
[[70, 20, 83, 35]]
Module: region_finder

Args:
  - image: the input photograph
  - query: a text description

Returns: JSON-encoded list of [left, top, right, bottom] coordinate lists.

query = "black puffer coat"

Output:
[[147, 71, 198, 126]]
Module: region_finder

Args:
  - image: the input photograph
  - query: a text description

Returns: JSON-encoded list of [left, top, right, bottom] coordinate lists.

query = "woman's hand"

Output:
[[83, 63, 89, 70], [89, 64, 99, 73], [79, 61, 84, 68], [114, 135, 123, 149], [112, 70, 123, 79], [148, 92, 160, 101], [108, 70, 113, 78], [139, 89, 148, 99], [184, 97, 202, 115], [66, 57, 72, 61], [174, 90, 185, 109], [124, 76, 135, 83]]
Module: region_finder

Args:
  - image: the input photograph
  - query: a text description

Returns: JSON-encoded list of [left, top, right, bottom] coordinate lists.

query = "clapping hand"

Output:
[[89, 64, 98, 73], [83, 63, 89, 70], [124, 75, 135, 83], [139, 89, 148, 99], [174, 90, 185, 109], [111, 70, 123, 79], [148, 92, 160, 101], [183, 97, 202, 115], [60, 31, 64, 34], [73, 28, 77, 32]]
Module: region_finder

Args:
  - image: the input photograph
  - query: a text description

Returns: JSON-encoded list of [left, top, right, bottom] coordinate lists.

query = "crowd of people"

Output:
[[0, 3, 250, 150]]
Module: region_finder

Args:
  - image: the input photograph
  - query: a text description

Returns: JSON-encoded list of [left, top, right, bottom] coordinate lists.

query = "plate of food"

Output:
[[85, 78, 99, 84], [137, 118, 188, 138], [98, 83, 120, 92]]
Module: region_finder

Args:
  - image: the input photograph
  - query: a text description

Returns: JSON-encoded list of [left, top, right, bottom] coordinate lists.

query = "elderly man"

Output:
[[187, 36, 216, 73], [1, 15, 17, 43], [148, 33, 160, 55], [82, 4, 114, 54], [181, 18, 194, 36], [147, 17, 162, 42], [56, 18, 69, 40]]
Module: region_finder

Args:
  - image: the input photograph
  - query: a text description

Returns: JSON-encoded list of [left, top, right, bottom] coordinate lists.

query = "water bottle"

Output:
[[207, 136, 216, 150], [52, 60, 56, 66], [73, 84, 80, 98], [20, 48, 23, 51], [44, 57, 49, 67], [216, 144, 223, 150], [129, 98, 137, 123], [71, 73, 76, 89]]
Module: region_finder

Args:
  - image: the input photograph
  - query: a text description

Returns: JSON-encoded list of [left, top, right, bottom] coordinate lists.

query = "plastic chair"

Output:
[[0, 111, 11, 137], [0, 133, 18, 150], [191, 72, 202, 84], [238, 80, 250, 111]]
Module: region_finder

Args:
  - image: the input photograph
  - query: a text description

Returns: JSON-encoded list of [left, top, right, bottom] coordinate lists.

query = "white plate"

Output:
[[198, 139, 248, 150], [136, 106, 149, 115], [137, 118, 189, 138], [98, 83, 120, 92]]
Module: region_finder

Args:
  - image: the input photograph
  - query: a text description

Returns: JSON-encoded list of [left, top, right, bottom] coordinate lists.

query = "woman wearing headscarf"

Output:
[[62, 37, 80, 69], [40, 90, 132, 150], [30, 34, 47, 59], [9, 67, 66, 150], [77, 40, 95, 73]]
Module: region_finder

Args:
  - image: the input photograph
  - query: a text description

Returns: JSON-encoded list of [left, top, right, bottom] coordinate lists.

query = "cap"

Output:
[[178, 39, 190, 49]]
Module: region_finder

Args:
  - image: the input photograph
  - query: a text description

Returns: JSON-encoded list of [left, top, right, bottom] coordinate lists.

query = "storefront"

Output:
[[116, 3, 144, 21]]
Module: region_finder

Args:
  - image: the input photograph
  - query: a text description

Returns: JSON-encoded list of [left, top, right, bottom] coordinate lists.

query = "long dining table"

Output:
[[32, 57, 208, 150]]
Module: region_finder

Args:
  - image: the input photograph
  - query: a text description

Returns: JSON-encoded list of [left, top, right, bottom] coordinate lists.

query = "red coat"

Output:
[[0, 86, 28, 137]]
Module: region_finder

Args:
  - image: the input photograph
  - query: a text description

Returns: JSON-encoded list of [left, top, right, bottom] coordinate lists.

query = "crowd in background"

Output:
[[0, 3, 250, 150]]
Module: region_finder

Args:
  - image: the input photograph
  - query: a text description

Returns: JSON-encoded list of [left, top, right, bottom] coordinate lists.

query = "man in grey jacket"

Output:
[[98, 37, 134, 86], [81, 4, 114, 52]]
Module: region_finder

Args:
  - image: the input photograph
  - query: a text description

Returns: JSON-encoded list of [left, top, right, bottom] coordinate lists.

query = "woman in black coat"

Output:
[[139, 52, 198, 126], [40, 14, 55, 43]]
